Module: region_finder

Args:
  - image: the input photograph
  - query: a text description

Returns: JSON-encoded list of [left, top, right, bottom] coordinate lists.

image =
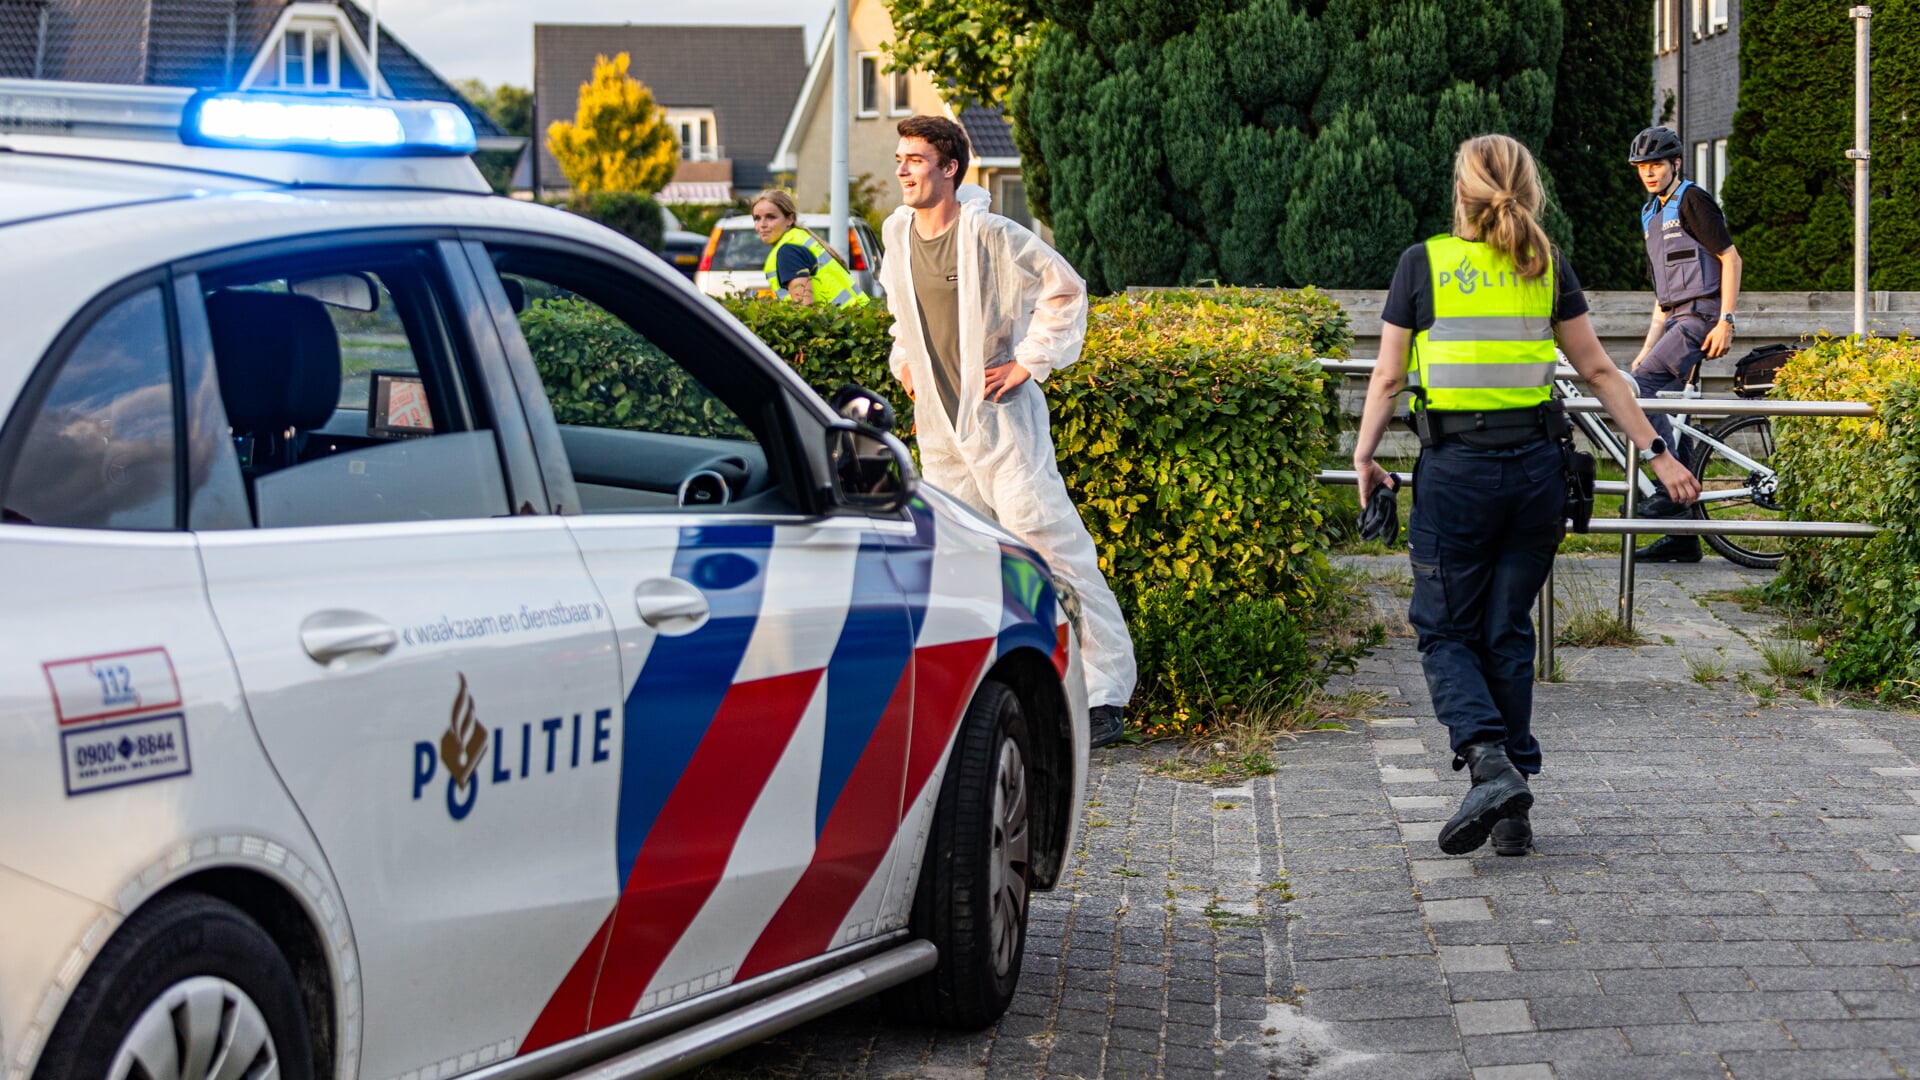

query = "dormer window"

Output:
[[244, 7, 377, 94], [281, 26, 339, 89], [666, 108, 720, 162]]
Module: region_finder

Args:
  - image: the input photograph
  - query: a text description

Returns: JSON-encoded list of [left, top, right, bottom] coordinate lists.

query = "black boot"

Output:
[[1634, 534, 1702, 563], [1438, 742, 1533, 855], [1633, 488, 1691, 519], [1089, 705, 1125, 749], [1491, 811, 1533, 856]]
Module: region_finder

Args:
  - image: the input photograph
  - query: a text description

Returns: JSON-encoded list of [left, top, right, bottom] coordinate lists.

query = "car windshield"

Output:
[[712, 227, 773, 272]]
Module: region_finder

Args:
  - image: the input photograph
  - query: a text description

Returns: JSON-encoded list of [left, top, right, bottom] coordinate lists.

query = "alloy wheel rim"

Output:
[[109, 975, 279, 1080], [988, 737, 1031, 978]]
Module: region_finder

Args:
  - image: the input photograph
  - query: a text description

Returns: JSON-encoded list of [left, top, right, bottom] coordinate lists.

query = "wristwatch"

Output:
[[1640, 436, 1669, 462], [1720, 312, 1737, 327]]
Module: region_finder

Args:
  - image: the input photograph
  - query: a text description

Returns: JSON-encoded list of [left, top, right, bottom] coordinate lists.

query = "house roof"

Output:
[[15, 0, 502, 139], [532, 24, 805, 195], [957, 104, 1017, 165], [768, 15, 1021, 175]]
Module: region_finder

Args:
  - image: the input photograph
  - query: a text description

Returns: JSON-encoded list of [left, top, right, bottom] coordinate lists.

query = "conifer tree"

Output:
[[1545, 0, 1654, 289], [1025, 0, 1566, 293], [1724, 0, 1919, 290], [546, 53, 678, 196]]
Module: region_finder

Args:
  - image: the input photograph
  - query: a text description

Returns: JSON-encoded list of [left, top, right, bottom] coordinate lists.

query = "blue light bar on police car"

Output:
[[181, 91, 477, 156]]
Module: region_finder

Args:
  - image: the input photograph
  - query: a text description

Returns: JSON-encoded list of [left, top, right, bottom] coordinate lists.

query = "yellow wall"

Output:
[[792, 0, 951, 212]]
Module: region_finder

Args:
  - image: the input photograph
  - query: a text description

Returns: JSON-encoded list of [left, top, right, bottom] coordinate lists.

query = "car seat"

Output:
[[204, 290, 342, 492]]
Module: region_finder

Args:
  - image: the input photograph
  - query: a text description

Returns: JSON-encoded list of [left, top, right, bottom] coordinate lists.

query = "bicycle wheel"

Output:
[[1688, 414, 1785, 569]]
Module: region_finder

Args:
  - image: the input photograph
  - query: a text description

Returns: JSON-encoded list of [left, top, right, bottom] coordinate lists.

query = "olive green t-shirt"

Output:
[[910, 221, 963, 426]]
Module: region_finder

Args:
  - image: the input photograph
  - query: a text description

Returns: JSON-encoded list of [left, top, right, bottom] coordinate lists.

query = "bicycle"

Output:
[[1554, 371, 1784, 569]]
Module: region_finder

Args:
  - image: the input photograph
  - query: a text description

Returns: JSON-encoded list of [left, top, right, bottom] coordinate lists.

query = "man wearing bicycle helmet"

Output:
[[1626, 126, 1744, 562]]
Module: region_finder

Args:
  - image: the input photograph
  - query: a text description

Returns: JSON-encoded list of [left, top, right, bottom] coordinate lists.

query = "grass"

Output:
[[1556, 605, 1645, 648], [1758, 633, 1816, 679], [1685, 649, 1729, 683]]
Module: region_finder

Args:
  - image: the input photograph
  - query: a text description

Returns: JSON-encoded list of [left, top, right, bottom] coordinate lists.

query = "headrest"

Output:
[[205, 290, 342, 432]]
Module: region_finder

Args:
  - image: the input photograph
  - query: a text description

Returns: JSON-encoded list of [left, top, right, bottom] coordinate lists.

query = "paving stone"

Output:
[[1619, 1019, 1794, 1053], [1439, 945, 1515, 973], [1323, 1017, 1463, 1053], [1556, 1056, 1728, 1080], [1423, 898, 1494, 922], [1719, 1048, 1903, 1079], [1305, 987, 1454, 1021], [1413, 858, 1479, 881], [1528, 992, 1691, 1030], [1469, 1066, 1555, 1080], [1453, 999, 1533, 1036]]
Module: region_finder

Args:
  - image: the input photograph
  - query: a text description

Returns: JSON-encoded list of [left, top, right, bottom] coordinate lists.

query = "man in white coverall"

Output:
[[881, 114, 1138, 748]]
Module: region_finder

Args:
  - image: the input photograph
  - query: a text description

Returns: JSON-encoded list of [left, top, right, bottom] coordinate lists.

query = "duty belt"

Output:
[[1413, 406, 1560, 449]]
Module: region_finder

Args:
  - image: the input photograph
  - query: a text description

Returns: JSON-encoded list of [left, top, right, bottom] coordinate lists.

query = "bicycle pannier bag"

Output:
[[1732, 343, 1796, 398]]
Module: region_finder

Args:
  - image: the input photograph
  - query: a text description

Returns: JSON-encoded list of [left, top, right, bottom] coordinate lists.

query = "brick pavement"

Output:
[[696, 557, 1920, 1079]]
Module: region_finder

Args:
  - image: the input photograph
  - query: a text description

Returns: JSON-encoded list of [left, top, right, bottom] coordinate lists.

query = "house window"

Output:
[[278, 24, 340, 89], [1653, 0, 1678, 55], [858, 53, 880, 117], [996, 176, 1031, 230], [1711, 0, 1729, 32], [891, 67, 912, 116], [1694, 141, 1710, 194], [1713, 138, 1728, 199], [665, 109, 719, 162]]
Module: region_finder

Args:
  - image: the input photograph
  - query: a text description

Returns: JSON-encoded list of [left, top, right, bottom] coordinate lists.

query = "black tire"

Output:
[[1688, 414, 1785, 570], [33, 892, 315, 1080], [891, 680, 1033, 1029]]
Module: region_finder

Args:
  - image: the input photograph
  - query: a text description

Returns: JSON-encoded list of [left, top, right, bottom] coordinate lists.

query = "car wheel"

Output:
[[32, 892, 315, 1080], [893, 679, 1033, 1028]]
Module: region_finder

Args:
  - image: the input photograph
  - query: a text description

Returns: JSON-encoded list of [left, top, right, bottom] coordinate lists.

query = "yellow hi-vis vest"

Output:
[[1411, 234, 1556, 413], [763, 227, 868, 307]]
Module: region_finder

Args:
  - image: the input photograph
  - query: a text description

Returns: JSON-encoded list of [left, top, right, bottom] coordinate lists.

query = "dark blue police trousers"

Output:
[[1406, 437, 1567, 775]]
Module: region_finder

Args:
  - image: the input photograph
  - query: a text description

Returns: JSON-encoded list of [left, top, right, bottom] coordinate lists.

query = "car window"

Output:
[[504, 274, 754, 445], [488, 245, 798, 516], [1, 286, 176, 529], [711, 226, 773, 272], [194, 246, 511, 528]]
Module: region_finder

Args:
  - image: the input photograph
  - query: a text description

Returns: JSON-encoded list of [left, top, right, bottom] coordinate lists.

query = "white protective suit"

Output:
[[881, 185, 1138, 709]]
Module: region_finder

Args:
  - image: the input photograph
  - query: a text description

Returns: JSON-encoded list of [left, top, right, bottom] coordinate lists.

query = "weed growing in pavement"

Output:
[[1759, 634, 1816, 679], [1685, 649, 1729, 683], [1201, 899, 1264, 929], [1111, 866, 1142, 878]]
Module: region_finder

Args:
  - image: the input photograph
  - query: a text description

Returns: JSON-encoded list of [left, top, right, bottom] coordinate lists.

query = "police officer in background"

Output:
[[749, 189, 870, 308], [1354, 134, 1701, 857], [1626, 126, 1743, 561]]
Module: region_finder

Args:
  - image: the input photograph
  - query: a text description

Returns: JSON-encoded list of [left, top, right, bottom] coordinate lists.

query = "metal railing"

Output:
[[1315, 358, 1881, 680]]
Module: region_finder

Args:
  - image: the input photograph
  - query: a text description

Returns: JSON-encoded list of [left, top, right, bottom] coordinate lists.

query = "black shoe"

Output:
[[1438, 742, 1533, 855], [1491, 812, 1533, 856], [1634, 534, 1702, 563], [1089, 705, 1125, 749], [1633, 491, 1690, 519]]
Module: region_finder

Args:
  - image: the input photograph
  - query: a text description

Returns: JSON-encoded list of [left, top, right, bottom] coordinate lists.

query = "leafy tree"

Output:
[[455, 78, 533, 137], [1724, 0, 1920, 290], [546, 53, 678, 197], [455, 78, 535, 195], [883, 0, 1044, 109], [1025, 0, 1567, 293], [1545, 0, 1654, 289]]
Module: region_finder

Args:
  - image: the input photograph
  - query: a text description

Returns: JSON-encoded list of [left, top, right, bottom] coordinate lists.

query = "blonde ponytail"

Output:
[[1451, 134, 1551, 280]]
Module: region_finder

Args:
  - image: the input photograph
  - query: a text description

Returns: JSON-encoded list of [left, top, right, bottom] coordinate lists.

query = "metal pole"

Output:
[[368, 0, 381, 97], [1536, 562, 1556, 682], [1618, 459, 1638, 631], [830, 0, 850, 263], [1850, 5, 1872, 337]]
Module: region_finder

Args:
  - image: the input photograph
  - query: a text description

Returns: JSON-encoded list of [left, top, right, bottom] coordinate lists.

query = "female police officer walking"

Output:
[[1353, 134, 1700, 856]]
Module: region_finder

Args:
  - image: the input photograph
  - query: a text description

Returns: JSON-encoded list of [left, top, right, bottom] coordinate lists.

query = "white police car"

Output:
[[0, 82, 1086, 1080]]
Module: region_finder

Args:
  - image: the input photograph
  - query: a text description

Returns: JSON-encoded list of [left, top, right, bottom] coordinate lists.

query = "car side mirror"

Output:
[[828, 383, 897, 433], [829, 420, 917, 514]]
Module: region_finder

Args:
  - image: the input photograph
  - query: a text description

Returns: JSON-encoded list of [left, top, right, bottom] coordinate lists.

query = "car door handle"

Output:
[[300, 610, 400, 666], [635, 579, 710, 636]]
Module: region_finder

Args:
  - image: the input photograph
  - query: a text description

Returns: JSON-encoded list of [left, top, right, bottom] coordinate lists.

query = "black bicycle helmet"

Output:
[[1357, 474, 1400, 545], [1628, 126, 1684, 164]]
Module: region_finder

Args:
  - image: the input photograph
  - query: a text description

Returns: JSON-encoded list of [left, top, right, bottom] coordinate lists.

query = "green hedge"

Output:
[[519, 296, 749, 440], [531, 289, 1353, 733], [1771, 337, 1920, 698]]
